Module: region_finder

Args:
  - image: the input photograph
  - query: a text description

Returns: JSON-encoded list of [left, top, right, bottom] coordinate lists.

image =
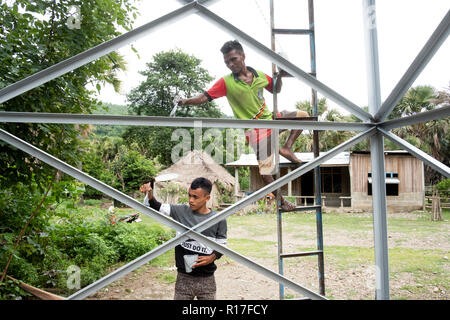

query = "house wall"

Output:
[[350, 153, 424, 212], [247, 153, 424, 212], [250, 166, 351, 207], [250, 167, 300, 196]]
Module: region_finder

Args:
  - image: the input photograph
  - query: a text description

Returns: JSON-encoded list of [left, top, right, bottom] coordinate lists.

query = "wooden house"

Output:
[[226, 150, 425, 212]]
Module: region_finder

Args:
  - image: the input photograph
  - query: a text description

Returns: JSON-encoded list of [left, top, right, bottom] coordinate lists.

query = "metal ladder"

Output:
[[269, 0, 325, 299]]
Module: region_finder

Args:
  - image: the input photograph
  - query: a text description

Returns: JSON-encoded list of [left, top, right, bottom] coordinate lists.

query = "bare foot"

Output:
[[281, 199, 296, 211], [279, 146, 302, 164]]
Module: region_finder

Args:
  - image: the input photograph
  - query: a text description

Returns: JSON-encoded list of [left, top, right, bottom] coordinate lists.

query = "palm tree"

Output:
[[390, 85, 449, 184], [291, 98, 355, 152], [284, 86, 447, 184], [296, 98, 328, 120]]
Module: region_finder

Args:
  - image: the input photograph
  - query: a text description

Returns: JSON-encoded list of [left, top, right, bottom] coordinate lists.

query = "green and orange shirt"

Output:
[[204, 67, 275, 145]]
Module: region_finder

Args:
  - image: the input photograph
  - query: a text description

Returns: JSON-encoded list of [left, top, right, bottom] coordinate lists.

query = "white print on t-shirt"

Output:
[[181, 239, 213, 255], [180, 237, 227, 255]]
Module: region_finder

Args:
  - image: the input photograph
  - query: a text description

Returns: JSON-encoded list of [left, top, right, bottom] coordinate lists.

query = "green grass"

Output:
[[228, 209, 449, 240], [323, 245, 447, 271], [148, 250, 175, 268], [228, 214, 277, 237], [83, 199, 103, 206], [70, 200, 448, 299], [284, 211, 374, 232], [387, 210, 450, 235], [227, 238, 277, 259], [155, 272, 176, 284], [225, 208, 448, 299]]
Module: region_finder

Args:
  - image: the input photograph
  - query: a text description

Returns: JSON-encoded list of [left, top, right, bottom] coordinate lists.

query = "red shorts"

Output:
[[244, 112, 283, 146]]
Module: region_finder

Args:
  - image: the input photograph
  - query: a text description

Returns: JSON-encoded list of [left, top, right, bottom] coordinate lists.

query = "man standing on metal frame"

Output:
[[176, 40, 308, 211]]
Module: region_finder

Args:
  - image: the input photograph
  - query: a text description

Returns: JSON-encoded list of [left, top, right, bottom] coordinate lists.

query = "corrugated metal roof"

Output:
[[225, 151, 350, 167]]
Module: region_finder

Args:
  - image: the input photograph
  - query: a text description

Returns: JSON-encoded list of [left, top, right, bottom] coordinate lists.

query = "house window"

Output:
[[368, 172, 399, 196], [321, 167, 342, 193]]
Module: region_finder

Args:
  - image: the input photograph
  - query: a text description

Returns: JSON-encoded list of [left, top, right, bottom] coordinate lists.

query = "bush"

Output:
[[110, 145, 157, 195], [436, 178, 449, 191], [0, 181, 60, 291], [436, 179, 450, 202], [0, 278, 31, 300], [216, 181, 233, 204], [106, 223, 171, 260], [47, 214, 172, 294], [0, 200, 174, 299], [79, 150, 115, 198]]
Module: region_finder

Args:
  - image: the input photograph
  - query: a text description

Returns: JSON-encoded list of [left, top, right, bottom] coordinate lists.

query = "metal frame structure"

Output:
[[269, 0, 325, 299], [0, 0, 449, 300], [364, 0, 389, 298]]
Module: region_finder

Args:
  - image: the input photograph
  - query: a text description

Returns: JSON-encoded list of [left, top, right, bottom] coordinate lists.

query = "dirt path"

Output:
[[89, 213, 449, 300]]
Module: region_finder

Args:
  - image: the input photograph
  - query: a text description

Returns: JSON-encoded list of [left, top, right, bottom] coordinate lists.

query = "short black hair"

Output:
[[220, 40, 244, 55], [190, 177, 212, 195]]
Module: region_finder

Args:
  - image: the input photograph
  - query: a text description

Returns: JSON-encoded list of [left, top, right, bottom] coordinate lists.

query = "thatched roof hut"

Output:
[[153, 150, 236, 208]]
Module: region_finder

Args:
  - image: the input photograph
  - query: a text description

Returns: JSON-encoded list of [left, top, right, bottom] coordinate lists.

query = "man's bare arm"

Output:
[[275, 70, 291, 93], [178, 93, 209, 106], [275, 73, 282, 93]]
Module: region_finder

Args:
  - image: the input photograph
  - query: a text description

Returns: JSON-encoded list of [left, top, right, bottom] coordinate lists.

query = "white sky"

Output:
[[97, 0, 450, 117]]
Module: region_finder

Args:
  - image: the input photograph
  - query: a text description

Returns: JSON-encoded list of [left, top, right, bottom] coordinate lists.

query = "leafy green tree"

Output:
[[123, 49, 223, 166], [389, 86, 449, 184], [297, 97, 329, 118], [0, 0, 137, 189], [92, 103, 130, 138], [110, 144, 157, 195], [78, 138, 116, 198], [284, 86, 447, 185], [0, 0, 138, 291], [292, 98, 356, 152], [79, 134, 160, 198]]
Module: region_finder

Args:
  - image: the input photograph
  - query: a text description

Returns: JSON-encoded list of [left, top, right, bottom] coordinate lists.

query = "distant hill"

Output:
[[93, 102, 129, 115], [92, 102, 130, 137]]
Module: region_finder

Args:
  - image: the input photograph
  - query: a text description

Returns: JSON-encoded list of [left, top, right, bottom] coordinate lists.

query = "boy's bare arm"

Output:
[[139, 182, 152, 199]]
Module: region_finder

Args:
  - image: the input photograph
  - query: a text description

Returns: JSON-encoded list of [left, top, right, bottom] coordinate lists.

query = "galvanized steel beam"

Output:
[[368, 131, 390, 300], [188, 127, 377, 233], [363, 0, 390, 300], [0, 2, 198, 104], [0, 128, 326, 300], [379, 128, 450, 178], [0, 111, 374, 131], [195, 3, 374, 122], [176, 0, 216, 4], [272, 28, 312, 35], [379, 105, 450, 131], [374, 9, 450, 122]]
